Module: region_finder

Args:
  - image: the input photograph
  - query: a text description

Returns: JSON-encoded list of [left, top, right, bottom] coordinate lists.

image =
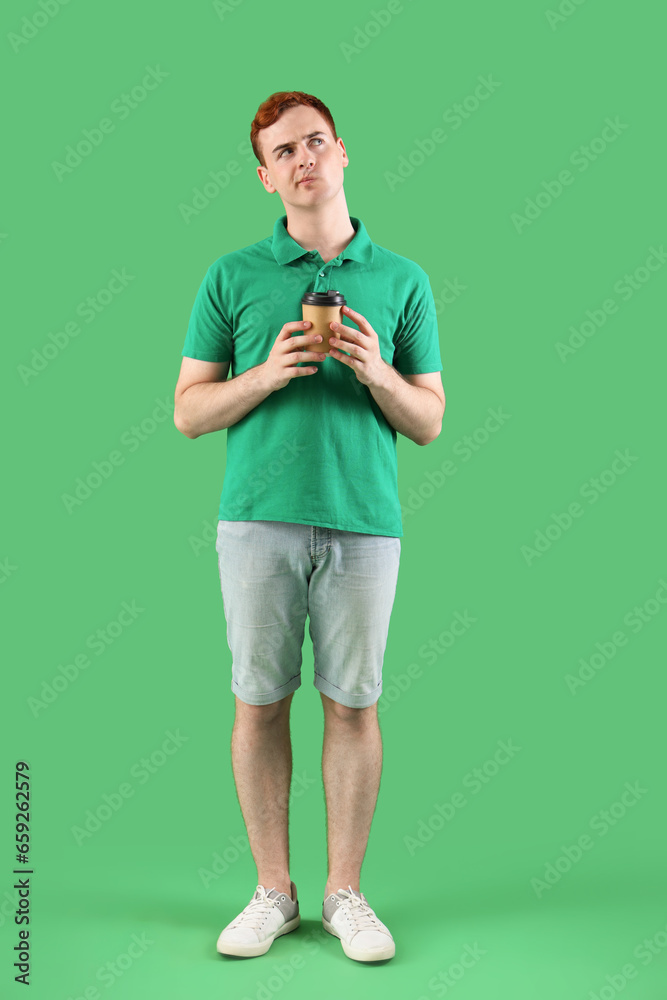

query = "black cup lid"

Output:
[[301, 290, 346, 306]]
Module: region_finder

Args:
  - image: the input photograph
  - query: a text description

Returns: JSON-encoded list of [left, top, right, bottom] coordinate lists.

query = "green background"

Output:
[[3, 0, 666, 997]]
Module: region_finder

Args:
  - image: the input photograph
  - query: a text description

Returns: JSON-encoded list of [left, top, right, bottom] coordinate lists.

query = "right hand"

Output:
[[263, 321, 327, 391]]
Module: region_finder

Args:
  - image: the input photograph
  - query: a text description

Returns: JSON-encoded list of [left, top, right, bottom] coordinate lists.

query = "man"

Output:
[[174, 91, 444, 963]]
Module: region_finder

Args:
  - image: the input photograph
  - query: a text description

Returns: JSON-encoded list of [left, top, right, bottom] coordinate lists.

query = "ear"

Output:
[[257, 165, 275, 193]]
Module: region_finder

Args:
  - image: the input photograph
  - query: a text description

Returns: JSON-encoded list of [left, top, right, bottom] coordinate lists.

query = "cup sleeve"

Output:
[[392, 267, 443, 375], [181, 266, 233, 362]]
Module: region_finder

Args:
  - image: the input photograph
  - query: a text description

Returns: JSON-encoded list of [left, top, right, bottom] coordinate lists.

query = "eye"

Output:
[[279, 138, 324, 158]]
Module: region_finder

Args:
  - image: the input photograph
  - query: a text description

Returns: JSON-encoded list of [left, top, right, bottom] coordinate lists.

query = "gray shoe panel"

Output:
[[258, 881, 299, 922], [322, 887, 363, 922]]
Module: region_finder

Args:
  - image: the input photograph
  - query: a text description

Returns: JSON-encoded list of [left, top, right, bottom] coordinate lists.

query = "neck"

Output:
[[283, 187, 356, 261]]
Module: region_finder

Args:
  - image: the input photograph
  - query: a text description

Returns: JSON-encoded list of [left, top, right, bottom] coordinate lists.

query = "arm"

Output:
[[174, 320, 326, 438], [368, 368, 445, 446], [174, 357, 274, 439], [326, 305, 444, 446]]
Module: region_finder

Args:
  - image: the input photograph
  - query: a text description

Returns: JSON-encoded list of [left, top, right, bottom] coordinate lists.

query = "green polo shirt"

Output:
[[181, 214, 442, 537]]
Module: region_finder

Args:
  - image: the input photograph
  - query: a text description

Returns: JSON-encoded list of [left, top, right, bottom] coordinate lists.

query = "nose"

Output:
[[299, 145, 315, 169]]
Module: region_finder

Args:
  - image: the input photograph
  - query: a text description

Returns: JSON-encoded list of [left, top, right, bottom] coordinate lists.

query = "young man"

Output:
[[174, 91, 444, 963]]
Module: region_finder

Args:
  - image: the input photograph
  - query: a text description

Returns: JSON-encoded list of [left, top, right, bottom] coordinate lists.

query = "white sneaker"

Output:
[[322, 886, 395, 961], [217, 882, 300, 957]]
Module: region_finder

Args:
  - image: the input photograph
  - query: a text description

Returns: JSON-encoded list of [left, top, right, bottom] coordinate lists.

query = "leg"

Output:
[[216, 519, 311, 903], [306, 529, 400, 897], [231, 692, 295, 899], [320, 692, 383, 897]]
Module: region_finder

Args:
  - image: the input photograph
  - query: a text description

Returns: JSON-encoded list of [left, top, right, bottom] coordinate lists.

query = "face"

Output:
[[256, 105, 348, 208]]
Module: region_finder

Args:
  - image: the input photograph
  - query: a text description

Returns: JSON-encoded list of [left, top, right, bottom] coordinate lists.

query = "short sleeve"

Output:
[[392, 267, 443, 375], [181, 266, 233, 362]]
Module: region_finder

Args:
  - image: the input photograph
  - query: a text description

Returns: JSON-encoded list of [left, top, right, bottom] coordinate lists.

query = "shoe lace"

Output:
[[336, 886, 383, 932], [230, 885, 281, 930]]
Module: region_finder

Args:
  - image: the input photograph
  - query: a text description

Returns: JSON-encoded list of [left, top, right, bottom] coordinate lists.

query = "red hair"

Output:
[[251, 91, 338, 167]]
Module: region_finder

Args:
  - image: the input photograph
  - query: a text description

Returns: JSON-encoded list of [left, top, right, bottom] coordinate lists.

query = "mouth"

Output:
[[299, 177, 317, 184]]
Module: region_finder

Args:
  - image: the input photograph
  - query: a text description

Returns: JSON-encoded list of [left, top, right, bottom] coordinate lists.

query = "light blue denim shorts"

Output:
[[215, 520, 401, 708]]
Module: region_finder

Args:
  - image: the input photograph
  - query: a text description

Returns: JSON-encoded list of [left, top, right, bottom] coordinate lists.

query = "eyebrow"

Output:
[[271, 131, 326, 156]]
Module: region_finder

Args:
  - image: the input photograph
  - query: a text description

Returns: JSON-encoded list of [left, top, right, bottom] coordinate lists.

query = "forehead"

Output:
[[262, 106, 332, 148]]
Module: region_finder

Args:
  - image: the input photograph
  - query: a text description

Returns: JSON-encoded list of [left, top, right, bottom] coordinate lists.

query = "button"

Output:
[[319, 272, 324, 277]]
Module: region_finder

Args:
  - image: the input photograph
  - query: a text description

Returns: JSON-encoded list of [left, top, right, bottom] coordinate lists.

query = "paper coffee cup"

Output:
[[301, 290, 346, 356]]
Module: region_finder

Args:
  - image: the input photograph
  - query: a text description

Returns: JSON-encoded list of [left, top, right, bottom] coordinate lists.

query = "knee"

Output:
[[235, 693, 293, 725], [321, 693, 377, 724]]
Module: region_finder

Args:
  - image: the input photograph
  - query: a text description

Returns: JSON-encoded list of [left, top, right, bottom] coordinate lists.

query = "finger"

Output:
[[291, 333, 323, 347], [341, 307, 375, 338], [289, 350, 326, 363], [282, 321, 313, 339], [330, 321, 366, 341], [341, 305, 366, 324], [330, 339, 362, 358], [329, 348, 353, 364]]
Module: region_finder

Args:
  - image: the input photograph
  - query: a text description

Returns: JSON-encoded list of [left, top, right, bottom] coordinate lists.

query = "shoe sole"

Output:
[[322, 917, 395, 961], [217, 914, 300, 957]]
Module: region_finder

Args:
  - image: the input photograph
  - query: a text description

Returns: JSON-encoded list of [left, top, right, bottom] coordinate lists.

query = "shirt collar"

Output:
[[271, 214, 374, 266]]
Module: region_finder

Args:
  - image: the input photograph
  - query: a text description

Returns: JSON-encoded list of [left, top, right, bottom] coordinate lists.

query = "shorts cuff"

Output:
[[313, 672, 381, 709], [231, 674, 301, 706]]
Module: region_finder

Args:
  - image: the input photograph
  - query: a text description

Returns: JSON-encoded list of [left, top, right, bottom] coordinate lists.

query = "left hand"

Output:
[[328, 305, 389, 387]]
